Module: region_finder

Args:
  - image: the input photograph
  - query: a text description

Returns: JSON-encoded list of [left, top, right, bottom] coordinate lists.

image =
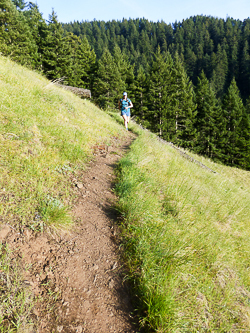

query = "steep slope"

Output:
[[115, 129, 250, 331], [1, 55, 250, 332], [0, 56, 135, 332]]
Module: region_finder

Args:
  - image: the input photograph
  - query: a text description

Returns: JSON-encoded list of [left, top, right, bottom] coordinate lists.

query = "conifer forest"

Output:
[[1, 0, 250, 170]]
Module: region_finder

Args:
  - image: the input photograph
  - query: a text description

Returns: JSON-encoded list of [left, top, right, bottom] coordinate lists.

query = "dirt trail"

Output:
[[3, 133, 137, 332]]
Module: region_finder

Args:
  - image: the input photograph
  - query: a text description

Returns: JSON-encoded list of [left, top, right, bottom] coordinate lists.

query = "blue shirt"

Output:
[[120, 98, 131, 112]]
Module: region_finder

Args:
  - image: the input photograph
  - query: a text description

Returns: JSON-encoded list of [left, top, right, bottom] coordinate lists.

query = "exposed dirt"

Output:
[[1, 132, 137, 332]]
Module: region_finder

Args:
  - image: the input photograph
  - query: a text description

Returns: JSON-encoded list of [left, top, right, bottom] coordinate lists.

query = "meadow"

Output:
[[115, 128, 250, 332], [0, 57, 124, 331], [1, 56, 250, 332]]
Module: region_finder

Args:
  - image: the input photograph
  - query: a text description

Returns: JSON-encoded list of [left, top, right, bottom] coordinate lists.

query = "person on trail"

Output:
[[118, 92, 133, 130]]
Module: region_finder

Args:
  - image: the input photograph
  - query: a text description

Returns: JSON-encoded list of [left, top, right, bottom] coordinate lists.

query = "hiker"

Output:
[[118, 92, 133, 130]]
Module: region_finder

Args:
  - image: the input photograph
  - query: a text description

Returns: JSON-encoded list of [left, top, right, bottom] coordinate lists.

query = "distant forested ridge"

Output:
[[1, 0, 250, 170], [63, 16, 250, 100]]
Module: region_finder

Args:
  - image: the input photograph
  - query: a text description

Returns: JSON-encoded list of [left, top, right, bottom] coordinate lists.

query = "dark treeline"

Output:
[[63, 16, 250, 170], [0, 0, 96, 88], [1, 0, 250, 169], [63, 16, 250, 101]]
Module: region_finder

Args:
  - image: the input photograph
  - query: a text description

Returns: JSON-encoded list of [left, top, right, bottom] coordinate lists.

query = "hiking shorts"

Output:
[[121, 110, 130, 117]]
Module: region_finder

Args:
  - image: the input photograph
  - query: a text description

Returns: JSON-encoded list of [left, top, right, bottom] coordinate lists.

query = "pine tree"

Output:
[[112, 45, 136, 102], [211, 44, 228, 98], [92, 48, 124, 109], [222, 78, 245, 166], [235, 109, 250, 169], [21, 2, 47, 70], [195, 71, 225, 160], [12, 0, 26, 10], [239, 40, 250, 100], [65, 33, 96, 88], [169, 52, 197, 148], [146, 46, 173, 138], [41, 10, 72, 81], [133, 66, 148, 122], [0, 0, 38, 68]]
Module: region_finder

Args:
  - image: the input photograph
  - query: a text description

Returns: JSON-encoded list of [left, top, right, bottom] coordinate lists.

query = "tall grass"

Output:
[[115, 129, 250, 331], [0, 56, 125, 230]]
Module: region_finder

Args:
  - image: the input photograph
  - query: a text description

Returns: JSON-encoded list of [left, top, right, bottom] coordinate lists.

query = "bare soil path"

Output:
[[2, 132, 137, 333]]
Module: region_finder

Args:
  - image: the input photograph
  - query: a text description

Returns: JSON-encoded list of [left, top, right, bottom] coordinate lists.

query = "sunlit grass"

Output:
[[0, 56, 128, 331], [0, 245, 34, 332], [0, 56, 125, 230], [115, 129, 250, 331]]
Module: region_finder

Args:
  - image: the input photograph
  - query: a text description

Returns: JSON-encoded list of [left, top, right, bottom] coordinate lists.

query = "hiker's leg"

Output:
[[122, 114, 128, 129]]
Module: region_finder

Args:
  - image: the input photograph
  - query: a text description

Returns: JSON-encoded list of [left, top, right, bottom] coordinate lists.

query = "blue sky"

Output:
[[37, 0, 250, 24]]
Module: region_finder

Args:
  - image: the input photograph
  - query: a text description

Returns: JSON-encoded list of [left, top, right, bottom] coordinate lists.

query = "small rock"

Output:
[[108, 279, 115, 288], [23, 229, 32, 240], [111, 262, 118, 270], [33, 308, 40, 316], [23, 280, 31, 285], [75, 326, 83, 333], [0, 225, 11, 241], [76, 183, 84, 189], [47, 271, 53, 278], [57, 326, 63, 332], [63, 301, 69, 307]]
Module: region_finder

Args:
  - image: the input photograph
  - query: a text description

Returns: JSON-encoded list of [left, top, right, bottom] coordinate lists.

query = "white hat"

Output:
[[123, 92, 127, 96]]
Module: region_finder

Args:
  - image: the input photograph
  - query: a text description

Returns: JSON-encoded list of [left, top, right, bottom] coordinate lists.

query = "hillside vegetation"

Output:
[[0, 56, 125, 331], [115, 125, 250, 331], [1, 57, 250, 332]]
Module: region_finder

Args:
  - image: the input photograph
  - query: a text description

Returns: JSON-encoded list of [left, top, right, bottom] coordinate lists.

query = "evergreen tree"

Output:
[[21, 2, 47, 70], [222, 78, 245, 166], [12, 0, 26, 10], [169, 52, 197, 147], [239, 40, 250, 100], [92, 48, 124, 109], [246, 96, 250, 114], [0, 0, 38, 67], [235, 109, 250, 169], [65, 33, 96, 88], [195, 71, 225, 160], [41, 10, 72, 81], [146, 46, 172, 137], [211, 44, 228, 98], [133, 66, 148, 122]]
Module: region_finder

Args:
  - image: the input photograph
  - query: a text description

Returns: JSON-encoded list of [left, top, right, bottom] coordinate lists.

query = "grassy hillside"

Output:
[[0, 56, 125, 230], [115, 129, 250, 332], [0, 56, 125, 331], [1, 56, 250, 332]]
